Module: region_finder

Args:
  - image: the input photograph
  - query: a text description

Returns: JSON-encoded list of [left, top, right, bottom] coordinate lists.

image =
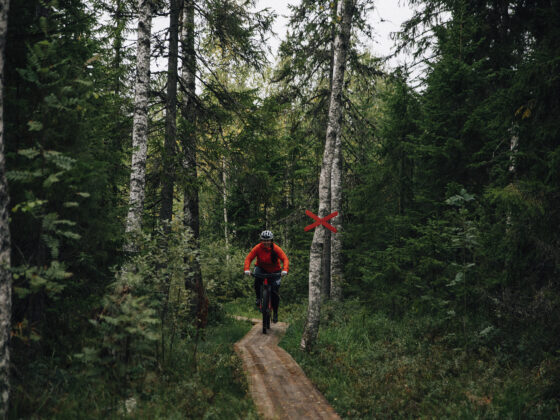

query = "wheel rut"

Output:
[[233, 316, 341, 420]]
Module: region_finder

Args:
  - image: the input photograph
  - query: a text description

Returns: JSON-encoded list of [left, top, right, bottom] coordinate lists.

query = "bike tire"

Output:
[[262, 287, 270, 334]]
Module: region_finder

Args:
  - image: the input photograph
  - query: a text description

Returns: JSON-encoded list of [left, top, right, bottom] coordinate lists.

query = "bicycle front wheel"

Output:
[[262, 287, 270, 333]]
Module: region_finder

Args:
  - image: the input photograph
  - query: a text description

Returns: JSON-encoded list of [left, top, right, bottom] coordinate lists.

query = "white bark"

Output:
[[222, 156, 230, 262], [301, 0, 353, 351], [506, 124, 518, 228], [509, 125, 518, 174], [0, 0, 11, 414], [330, 131, 343, 301], [321, 231, 331, 299], [124, 0, 152, 248]]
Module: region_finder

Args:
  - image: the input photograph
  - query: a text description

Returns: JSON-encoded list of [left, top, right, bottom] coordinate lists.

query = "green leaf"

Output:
[[30, 274, 48, 290], [11, 199, 47, 213], [18, 148, 40, 159], [44, 151, 76, 170], [27, 120, 44, 131], [58, 231, 81, 240], [6, 170, 42, 183], [447, 272, 464, 287], [13, 287, 31, 298], [43, 171, 64, 188]]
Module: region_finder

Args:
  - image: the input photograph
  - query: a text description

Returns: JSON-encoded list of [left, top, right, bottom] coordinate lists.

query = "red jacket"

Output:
[[244, 243, 289, 273]]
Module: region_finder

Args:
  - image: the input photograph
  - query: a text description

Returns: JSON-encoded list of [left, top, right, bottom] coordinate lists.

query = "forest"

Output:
[[0, 0, 559, 418]]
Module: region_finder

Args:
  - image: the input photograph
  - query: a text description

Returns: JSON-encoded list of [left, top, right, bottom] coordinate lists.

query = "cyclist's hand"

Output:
[[244, 270, 250, 276], [281, 271, 287, 277]]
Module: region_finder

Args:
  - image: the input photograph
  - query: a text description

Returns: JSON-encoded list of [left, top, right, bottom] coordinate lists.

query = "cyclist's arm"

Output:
[[243, 244, 259, 271], [275, 245, 289, 273]]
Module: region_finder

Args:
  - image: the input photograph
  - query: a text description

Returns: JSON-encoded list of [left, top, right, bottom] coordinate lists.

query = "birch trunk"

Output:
[[0, 0, 11, 414], [321, 226, 331, 299], [222, 156, 230, 262], [160, 0, 182, 223], [330, 131, 343, 301], [506, 124, 518, 228], [301, 0, 353, 351], [124, 0, 153, 248], [180, 0, 204, 318]]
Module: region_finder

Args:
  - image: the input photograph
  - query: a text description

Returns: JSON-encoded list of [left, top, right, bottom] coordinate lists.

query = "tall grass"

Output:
[[277, 300, 559, 419]]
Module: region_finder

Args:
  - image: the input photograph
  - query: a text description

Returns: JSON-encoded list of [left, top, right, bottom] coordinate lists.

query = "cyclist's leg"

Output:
[[254, 266, 265, 306], [271, 271, 281, 322]]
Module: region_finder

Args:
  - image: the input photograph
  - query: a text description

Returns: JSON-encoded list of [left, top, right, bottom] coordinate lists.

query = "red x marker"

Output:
[[304, 210, 338, 233]]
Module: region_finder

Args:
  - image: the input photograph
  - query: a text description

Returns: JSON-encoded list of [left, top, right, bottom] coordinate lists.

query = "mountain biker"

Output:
[[244, 230, 289, 323]]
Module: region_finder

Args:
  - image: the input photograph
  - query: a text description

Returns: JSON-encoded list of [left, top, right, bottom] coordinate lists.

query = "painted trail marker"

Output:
[[304, 210, 338, 233]]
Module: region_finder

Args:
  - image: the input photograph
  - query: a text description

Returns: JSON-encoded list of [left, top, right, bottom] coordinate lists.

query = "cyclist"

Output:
[[244, 230, 289, 323]]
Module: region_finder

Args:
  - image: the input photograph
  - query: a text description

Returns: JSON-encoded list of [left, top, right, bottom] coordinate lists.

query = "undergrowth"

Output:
[[9, 317, 257, 419], [273, 300, 560, 419]]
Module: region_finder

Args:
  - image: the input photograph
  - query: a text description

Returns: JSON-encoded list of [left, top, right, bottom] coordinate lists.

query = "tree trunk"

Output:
[[160, 0, 183, 224], [321, 220, 331, 299], [112, 0, 125, 96], [222, 155, 229, 261], [301, 0, 353, 351], [330, 131, 343, 301], [180, 0, 204, 321], [0, 0, 11, 415], [181, 0, 198, 238], [124, 0, 153, 248]]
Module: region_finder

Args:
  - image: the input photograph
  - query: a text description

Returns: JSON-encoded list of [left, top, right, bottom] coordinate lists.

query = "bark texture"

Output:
[[124, 0, 152, 246], [301, 0, 353, 351], [222, 156, 229, 260], [321, 232, 331, 299], [181, 0, 198, 238], [112, 0, 125, 96], [330, 131, 343, 301], [0, 0, 11, 414], [180, 0, 205, 323], [160, 0, 182, 223]]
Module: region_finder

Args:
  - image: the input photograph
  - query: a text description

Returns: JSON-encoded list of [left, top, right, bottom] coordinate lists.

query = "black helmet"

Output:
[[260, 230, 274, 240]]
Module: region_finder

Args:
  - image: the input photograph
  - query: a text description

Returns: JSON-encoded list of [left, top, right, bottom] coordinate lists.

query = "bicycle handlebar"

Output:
[[250, 271, 281, 278]]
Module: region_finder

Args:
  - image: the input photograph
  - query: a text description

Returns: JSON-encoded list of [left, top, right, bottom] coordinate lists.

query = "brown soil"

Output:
[[233, 316, 341, 420]]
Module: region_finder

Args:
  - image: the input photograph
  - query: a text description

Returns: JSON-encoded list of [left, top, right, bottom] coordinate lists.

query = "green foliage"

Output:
[[4, 0, 560, 415], [280, 301, 560, 419], [10, 318, 256, 419], [75, 219, 198, 398], [201, 239, 251, 301]]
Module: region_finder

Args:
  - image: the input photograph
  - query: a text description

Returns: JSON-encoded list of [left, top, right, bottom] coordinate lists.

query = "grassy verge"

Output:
[[228, 297, 559, 419], [9, 317, 257, 419]]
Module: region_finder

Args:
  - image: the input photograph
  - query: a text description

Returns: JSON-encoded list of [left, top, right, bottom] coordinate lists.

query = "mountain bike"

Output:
[[252, 271, 279, 334]]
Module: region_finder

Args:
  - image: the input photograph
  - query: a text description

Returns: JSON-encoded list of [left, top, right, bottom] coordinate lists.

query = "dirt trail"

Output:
[[233, 316, 341, 420]]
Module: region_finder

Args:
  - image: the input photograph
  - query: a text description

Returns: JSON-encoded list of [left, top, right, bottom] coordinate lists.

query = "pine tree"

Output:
[[160, 0, 183, 224]]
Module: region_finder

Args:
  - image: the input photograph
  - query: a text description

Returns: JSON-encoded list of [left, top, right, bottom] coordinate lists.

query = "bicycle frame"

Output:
[[252, 271, 279, 334]]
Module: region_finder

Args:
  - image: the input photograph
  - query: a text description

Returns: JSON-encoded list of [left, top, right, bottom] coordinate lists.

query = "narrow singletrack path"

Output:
[[233, 316, 341, 420]]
